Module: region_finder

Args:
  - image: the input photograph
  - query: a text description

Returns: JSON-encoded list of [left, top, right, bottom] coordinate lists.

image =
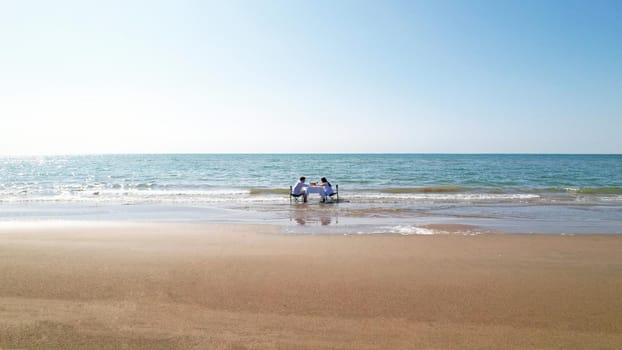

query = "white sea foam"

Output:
[[0, 188, 550, 205], [597, 195, 622, 202], [380, 225, 483, 236], [0, 188, 245, 200], [346, 192, 541, 202], [390, 225, 436, 235]]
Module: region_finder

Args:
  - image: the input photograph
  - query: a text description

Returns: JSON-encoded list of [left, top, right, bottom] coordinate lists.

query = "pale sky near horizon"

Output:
[[1, 0, 621, 155]]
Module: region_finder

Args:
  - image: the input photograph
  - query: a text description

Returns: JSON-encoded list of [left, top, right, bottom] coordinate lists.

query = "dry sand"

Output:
[[1, 223, 621, 349]]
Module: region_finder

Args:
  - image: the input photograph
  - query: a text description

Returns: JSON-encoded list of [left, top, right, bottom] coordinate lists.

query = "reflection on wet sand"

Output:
[[289, 207, 339, 226]]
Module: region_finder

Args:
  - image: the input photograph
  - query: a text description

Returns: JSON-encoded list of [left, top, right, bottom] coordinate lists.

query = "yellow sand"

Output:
[[1, 223, 621, 349]]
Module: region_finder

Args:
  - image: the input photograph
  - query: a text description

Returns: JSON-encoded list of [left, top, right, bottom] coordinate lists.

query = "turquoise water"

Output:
[[1, 154, 621, 234]]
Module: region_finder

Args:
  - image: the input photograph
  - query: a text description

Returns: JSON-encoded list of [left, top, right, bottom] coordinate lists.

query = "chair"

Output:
[[290, 185, 305, 203], [326, 184, 339, 202]]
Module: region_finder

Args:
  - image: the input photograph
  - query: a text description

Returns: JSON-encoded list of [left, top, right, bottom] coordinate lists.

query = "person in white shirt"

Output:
[[319, 177, 334, 201], [320, 177, 334, 195], [291, 176, 309, 203], [307, 177, 334, 202]]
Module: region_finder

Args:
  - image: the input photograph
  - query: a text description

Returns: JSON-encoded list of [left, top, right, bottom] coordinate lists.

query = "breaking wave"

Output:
[[249, 188, 290, 195], [380, 186, 468, 193]]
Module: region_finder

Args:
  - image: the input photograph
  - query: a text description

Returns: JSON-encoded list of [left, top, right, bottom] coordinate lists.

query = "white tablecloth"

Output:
[[305, 186, 326, 196]]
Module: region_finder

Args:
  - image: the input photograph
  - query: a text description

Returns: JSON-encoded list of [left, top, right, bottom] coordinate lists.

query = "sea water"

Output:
[[1, 154, 621, 234]]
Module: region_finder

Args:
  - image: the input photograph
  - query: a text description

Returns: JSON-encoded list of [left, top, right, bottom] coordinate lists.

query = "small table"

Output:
[[305, 186, 326, 197]]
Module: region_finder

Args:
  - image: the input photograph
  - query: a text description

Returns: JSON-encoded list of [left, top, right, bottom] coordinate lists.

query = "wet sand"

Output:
[[1, 223, 622, 349]]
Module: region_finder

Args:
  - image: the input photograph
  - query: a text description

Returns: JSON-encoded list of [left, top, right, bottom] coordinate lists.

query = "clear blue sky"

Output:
[[1, 0, 621, 154]]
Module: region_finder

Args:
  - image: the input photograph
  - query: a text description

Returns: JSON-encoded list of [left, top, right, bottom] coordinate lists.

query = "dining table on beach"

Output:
[[305, 185, 326, 197]]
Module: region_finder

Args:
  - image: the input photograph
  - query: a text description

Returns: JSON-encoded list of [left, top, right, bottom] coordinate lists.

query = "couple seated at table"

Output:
[[291, 176, 335, 203]]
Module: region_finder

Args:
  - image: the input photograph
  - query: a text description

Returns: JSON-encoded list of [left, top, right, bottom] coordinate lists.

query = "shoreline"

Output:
[[2, 222, 622, 349], [2, 218, 621, 236], [2, 201, 622, 235]]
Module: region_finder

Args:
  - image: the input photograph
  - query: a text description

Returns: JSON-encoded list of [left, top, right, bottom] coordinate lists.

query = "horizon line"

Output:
[[2, 152, 621, 157]]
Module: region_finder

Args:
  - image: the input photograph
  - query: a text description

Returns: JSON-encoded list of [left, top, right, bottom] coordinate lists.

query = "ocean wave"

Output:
[[599, 195, 622, 202], [5, 187, 622, 206], [537, 187, 622, 195], [374, 225, 482, 235], [249, 188, 290, 195], [389, 225, 436, 235], [0, 189, 541, 204], [380, 186, 468, 193], [346, 193, 541, 201], [0, 189, 257, 204], [574, 187, 622, 195]]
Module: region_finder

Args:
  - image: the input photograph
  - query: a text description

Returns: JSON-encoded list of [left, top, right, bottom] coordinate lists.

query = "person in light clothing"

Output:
[[291, 176, 309, 203], [308, 177, 333, 202], [319, 177, 334, 201]]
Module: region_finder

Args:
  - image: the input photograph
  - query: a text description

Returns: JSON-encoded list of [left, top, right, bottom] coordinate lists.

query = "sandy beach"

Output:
[[1, 223, 621, 349]]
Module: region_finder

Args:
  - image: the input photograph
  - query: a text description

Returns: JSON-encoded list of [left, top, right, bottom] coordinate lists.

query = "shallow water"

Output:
[[1, 154, 621, 234]]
